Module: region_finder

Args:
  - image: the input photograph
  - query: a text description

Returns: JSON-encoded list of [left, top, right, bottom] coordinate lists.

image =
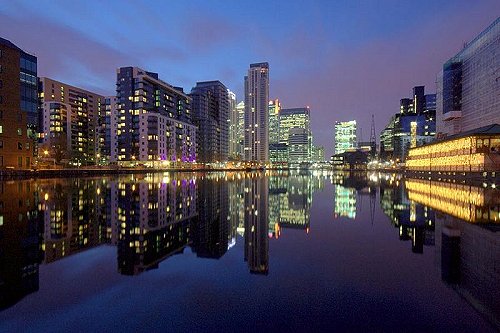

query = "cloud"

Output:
[[182, 15, 243, 53], [0, 12, 132, 95]]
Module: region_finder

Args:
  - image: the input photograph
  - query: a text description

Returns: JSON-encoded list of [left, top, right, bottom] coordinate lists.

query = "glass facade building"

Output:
[[437, 18, 500, 137], [278, 107, 311, 164], [334, 120, 357, 154], [379, 86, 436, 162], [268, 99, 281, 145]]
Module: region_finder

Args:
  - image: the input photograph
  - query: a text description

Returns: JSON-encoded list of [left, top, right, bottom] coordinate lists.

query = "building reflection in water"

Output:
[[244, 175, 269, 275], [404, 178, 500, 329], [379, 174, 435, 253], [113, 174, 198, 275], [378, 175, 500, 329], [0, 171, 347, 309], [331, 172, 378, 222], [0, 181, 42, 309], [38, 179, 108, 263]]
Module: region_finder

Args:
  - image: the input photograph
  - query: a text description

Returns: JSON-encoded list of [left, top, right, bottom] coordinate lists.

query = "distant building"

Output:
[[236, 101, 245, 159], [39, 78, 104, 165], [228, 90, 240, 160], [331, 149, 369, 170], [334, 120, 357, 154], [379, 86, 436, 162], [436, 18, 500, 137], [312, 145, 325, 162], [115, 67, 196, 164], [380, 116, 396, 161], [268, 99, 281, 145], [269, 143, 288, 164], [0, 37, 37, 169], [244, 62, 269, 162], [288, 127, 309, 164], [190, 81, 229, 163], [279, 107, 311, 163], [357, 141, 376, 158], [279, 107, 311, 145]]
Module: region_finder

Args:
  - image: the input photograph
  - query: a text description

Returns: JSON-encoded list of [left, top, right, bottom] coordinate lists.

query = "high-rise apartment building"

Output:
[[190, 81, 229, 163], [103, 96, 118, 163], [228, 90, 240, 160], [436, 18, 500, 137], [0, 37, 37, 169], [244, 62, 269, 162], [39, 78, 104, 165], [334, 120, 357, 154], [115, 67, 196, 164]]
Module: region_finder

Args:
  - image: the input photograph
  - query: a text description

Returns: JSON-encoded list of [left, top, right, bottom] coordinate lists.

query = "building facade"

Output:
[[190, 81, 229, 163], [0, 37, 37, 169], [279, 107, 311, 164], [436, 18, 500, 137], [228, 90, 240, 160], [288, 127, 309, 164], [269, 99, 281, 145], [379, 86, 436, 162], [334, 120, 357, 154], [236, 101, 245, 159], [244, 62, 269, 162], [103, 96, 118, 163], [115, 67, 195, 164], [39, 78, 104, 165], [406, 124, 500, 172]]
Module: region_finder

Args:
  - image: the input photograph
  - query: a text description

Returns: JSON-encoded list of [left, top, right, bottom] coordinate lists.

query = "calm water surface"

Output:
[[0, 171, 498, 332]]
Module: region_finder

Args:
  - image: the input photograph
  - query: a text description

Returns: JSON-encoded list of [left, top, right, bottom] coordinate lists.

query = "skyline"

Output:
[[1, 1, 499, 156]]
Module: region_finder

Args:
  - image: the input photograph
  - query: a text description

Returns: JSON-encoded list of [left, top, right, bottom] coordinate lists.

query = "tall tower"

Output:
[[244, 62, 269, 162]]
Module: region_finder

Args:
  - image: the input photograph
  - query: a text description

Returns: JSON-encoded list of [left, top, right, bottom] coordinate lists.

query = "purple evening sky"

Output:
[[1, 0, 499, 156]]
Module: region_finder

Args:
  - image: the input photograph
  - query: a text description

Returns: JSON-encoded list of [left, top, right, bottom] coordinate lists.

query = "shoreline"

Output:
[[0, 167, 497, 183]]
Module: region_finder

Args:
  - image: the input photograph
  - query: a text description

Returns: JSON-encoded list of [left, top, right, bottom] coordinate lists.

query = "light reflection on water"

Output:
[[0, 171, 498, 332]]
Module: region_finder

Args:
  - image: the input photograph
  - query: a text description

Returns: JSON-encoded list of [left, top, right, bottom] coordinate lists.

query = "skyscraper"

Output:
[[334, 120, 357, 154], [244, 62, 269, 162], [436, 17, 500, 137], [379, 86, 436, 162], [0, 37, 37, 169], [190, 81, 229, 163], [236, 101, 245, 159], [268, 99, 281, 145], [228, 90, 240, 160]]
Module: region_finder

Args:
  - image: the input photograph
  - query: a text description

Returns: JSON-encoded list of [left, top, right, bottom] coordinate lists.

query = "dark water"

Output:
[[0, 171, 498, 332]]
